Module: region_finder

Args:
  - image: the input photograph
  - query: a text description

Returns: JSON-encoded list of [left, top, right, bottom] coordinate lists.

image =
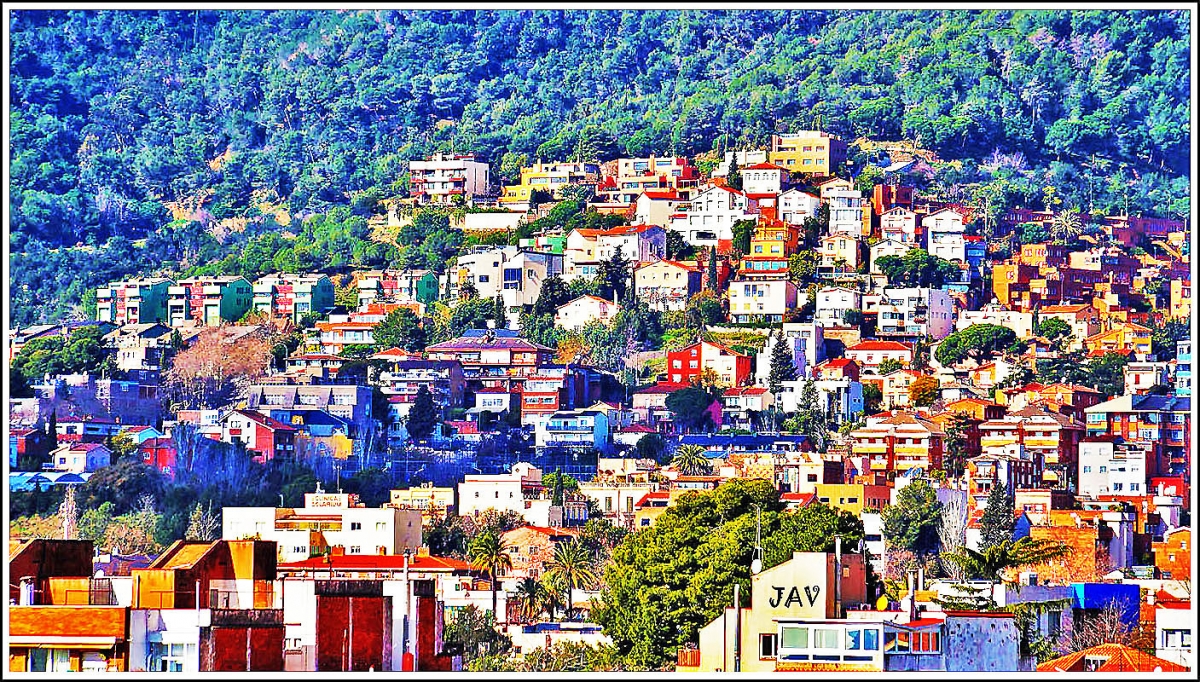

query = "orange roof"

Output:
[[1037, 643, 1188, 672], [642, 190, 679, 200], [744, 162, 789, 171], [504, 525, 579, 538], [848, 341, 911, 352]]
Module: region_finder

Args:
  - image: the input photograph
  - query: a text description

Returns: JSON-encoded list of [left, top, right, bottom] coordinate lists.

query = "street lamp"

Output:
[[750, 504, 764, 575]]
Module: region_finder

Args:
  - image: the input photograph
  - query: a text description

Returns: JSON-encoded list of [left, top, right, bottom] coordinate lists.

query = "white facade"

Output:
[[536, 409, 611, 452], [1078, 440, 1149, 498], [870, 238, 912, 274], [863, 287, 955, 340], [634, 192, 681, 228], [728, 277, 798, 323], [669, 185, 757, 248], [922, 209, 967, 263], [740, 163, 788, 195], [457, 463, 543, 518], [554, 295, 621, 331], [778, 188, 821, 226], [776, 378, 865, 424], [714, 150, 769, 176], [826, 188, 869, 236], [452, 247, 562, 321], [222, 492, 422, 563], [880, 207, 919, 244], [634, 260, 700, 312], [1155, 605, 1194, 669], [861, 511, 886, 576], [49, 444, 111, 474], [956, 307, 1035, 339], [409, 152, 491, 205], [815, 287, 863, 328]]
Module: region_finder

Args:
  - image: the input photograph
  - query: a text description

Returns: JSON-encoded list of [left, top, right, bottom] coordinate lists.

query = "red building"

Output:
[[218, 410, 298, 462], [139, 437, 178, 477], [666, 341, 752, 388]]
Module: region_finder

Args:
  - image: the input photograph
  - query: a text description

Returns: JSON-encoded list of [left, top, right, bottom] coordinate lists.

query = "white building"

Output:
[[922, 209, 967, 264], [776, 378, 865, 425], [49, 443, 111, 474], [451, 247, 563, 322], [863, 287, 955, 341], [554, 295, 622, 331], [713, 149, 769, 177], [861, 511, 886, 576], [1155, 601, 1194, 669], [814, 286, 863, 328], [880, 207, 919, 244], [740, 162, 790, 195], [826, 188, 869, 237], [409, 152, 491, 205], [1077, 439, 1149, 498], [634, 259, 702, 312], [222, 491, 422, 563], [956, 306, 1036, 339], [1123, 361, 1171, 395], [777, 188, 821, 226], [634, 189, 682, 228], [728, 276, 798, 324], [845, 341, 914, 374], [457, 463, 574, 527], [870, 238, 912, 274], [669, 185, 758, 248]]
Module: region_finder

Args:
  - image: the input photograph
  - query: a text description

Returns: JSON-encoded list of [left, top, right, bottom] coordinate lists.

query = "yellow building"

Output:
[[677, 551, 868, 673], [1083, 322, 1152, 357], [1169, 278, 1191, 321], [499, 161, 596, 207], [768, 131, 847, 177], [813, 483, 891, 516], [389, 484, 457, 525], [749, 221, 800, 258]]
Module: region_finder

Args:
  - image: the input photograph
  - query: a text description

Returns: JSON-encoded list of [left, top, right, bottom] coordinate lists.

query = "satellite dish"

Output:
[[751, 558, 763, 575]]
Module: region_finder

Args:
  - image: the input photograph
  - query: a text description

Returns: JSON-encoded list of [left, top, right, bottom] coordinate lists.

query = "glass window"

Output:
[[782, 627, 809, 649], [814, 628, 840, 649], [864, 629, 879, 651], [847, 629, 862, 650]]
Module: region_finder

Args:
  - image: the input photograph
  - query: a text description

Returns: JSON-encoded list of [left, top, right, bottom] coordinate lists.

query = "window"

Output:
[[781, 627, 809, 649], [478, 275, 490, 283], [1083, 466, 1092, 473], [350, 522, 362, 531], [350, 546, 362, 554], [760, 633, 778, 659], [807, 474, 818, 482], [813, 628, 840, 649]]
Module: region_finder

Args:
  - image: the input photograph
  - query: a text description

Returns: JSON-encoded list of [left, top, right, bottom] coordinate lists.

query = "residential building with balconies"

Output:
[[768, 131, 847, 177], [826, 188, 871, 237], [862, 287, 955, 341], [921, 209, 967, 264], [96, 277, 174, 326], [634, 259, 703, 312], [409, 152, 491, 205], [850, 412, 945, 476], [251, 274, 335, 323], [669, 185, 758, 249], [166, 276, 253, 327], [1084, 395, 1190, 479], [978, 407, 1084, 490]]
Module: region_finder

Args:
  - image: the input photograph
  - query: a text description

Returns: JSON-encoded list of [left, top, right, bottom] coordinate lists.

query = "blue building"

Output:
[[1175, 339, 1190, 397], [1071, 583, 1141, 630]]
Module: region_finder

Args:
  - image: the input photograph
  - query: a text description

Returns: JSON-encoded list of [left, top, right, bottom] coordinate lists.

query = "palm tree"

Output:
[[1049, 208, 1083, 244], [543, 540, 598, 621], [945, 537, 1070, 583], [512, 576, 548, 624], [467, 529, 514, 624], [671, 444, 711, 476]]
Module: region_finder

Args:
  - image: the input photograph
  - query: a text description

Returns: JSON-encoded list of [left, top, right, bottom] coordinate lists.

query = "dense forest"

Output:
[[9, 9, 1192, 325]]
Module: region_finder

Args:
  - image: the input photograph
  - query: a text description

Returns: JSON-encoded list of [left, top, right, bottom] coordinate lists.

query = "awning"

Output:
[[9, 636, 119, 648]]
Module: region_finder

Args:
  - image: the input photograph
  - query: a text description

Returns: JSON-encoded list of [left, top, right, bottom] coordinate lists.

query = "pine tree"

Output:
[[979, 481, 1015, 551], [707, 248, 719, 293], [406, 385, 439, 442], [768, 333, 798, 394], [727, 155, 742, 191]]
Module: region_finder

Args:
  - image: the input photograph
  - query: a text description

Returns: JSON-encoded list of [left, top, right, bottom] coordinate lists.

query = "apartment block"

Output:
[[252, 273, 335, 323], [167, 276, 253, 327], [768, 131, 847, 176], [409, 152, 491, 205], [96, 277, 174, 326]]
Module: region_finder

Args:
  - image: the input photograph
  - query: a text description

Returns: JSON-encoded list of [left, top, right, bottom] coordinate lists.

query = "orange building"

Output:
[[1152, 527, 1191, 581]]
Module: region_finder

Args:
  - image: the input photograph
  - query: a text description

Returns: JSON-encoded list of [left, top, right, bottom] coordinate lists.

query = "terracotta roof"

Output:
[[1037, 643, 1188, 672], [634, 382, 692, 395], [504, 525, 579, 538], [848, 340, 911, 352], [642, 190, 678, 200], [617, 424, 657, 433], [723, 386, 769, 396], [823, 358, 855, 369], [781, 492, 815, 507], [744, 162, 788, 171], [444, 420, 479, 435], [427, 335, 555, 353]]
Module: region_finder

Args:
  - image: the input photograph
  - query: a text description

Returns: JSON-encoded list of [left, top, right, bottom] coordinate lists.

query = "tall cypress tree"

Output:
[[406, 385, 439, 443], [46, 410, 58, 450], [768, 333, 797, 394], [707, 248, 719, 293], [492, 295, 507, 329], [552, 468, 564, 507], [978, 481, 1015, 550]]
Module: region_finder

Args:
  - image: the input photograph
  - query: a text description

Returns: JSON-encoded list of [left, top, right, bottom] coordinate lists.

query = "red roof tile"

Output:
[[848, 341, 912, 352]]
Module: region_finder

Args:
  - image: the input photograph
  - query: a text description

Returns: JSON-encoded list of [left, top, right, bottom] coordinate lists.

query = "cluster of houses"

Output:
[[8, 129, 1193, 673]]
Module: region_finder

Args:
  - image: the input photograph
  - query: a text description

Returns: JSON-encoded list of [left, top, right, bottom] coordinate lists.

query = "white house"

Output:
[[453, 247, 563, 316], [922, 208, 967, 263], [814, 286, 863, 328], [1078, 439, 1149, 498], [634, 259, 703, 312], [537, 408, 611, 452], [956, 306, 1036, 339], [49, 443, 111, 474], [713, 149, 769, 177], [778, 188, 821, 226], [554, 295, 622, 331], [869, 237, 912, 274], [458, 463, 546, 518], [862, 287, 955, 341], [669, 185, 757, 248], [740, 162, 790, 195], [563, 229, 602, 282], [408, 152, 491, 206], [222, 490, 423, 563], [727, 276, 798, 323], [776, 378, 864, 425], [880, 207, 919, 244], [826, 188, 869, 237], [1155, 598, 1194, 669], [595, 224, 666, 264], [845, 340, 914, 373]]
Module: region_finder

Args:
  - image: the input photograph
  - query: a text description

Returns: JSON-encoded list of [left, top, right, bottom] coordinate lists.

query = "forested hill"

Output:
[[8, 9, 1192, 324]]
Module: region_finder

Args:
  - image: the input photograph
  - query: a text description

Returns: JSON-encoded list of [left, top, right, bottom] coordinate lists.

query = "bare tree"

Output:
[[1054, 598, 1134, 654], [59, 485, 78, 540], [185, 501, 220, 542], [938, 492, 968, 581]]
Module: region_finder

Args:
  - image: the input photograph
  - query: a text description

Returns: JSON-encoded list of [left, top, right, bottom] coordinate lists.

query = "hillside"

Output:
[[8, 9, 1192, 325]]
